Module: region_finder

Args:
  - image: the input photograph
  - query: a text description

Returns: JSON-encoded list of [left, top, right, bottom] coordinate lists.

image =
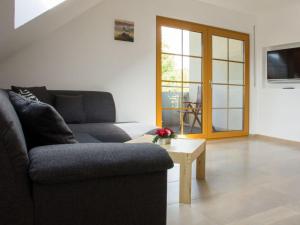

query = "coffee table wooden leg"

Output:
[[196, 149, 206, 180], [179, 161, 192, 204]]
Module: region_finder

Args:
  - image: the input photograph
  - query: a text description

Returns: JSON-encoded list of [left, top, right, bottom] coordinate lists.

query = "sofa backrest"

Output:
[[49, 90, 116, 123], [0, 90, 33, 225]]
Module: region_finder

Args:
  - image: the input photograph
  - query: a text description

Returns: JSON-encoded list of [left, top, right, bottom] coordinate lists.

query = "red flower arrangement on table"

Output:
[[152, 128, 176, 144]]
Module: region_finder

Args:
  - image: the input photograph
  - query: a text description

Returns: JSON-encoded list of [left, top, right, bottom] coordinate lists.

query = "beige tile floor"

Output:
[[167, 136, 300, 225]]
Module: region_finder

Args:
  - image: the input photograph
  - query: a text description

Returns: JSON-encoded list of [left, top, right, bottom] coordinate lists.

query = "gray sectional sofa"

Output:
[[48, 90, 157, 143], [50, 90, 132, 143], [0, 89, 173, 225]]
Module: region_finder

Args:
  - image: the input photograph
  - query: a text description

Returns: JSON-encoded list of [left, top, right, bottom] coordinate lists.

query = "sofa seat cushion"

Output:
[[68, 123, 131, 143], [29, 143, 174, 184], [73, 133, 102, 143]]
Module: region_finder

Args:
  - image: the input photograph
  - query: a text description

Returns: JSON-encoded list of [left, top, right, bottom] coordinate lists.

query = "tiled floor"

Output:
[[167, 136, 300, 225]]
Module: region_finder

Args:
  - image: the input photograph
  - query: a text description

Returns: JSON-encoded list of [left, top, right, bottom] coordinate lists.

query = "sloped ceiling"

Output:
[[196, 0, 300, 15], [0, 0, 105, 62]]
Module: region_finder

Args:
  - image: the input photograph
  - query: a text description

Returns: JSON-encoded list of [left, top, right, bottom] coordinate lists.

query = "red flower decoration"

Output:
[[155, 128, 174, 137], [153, 128, 175, 143]]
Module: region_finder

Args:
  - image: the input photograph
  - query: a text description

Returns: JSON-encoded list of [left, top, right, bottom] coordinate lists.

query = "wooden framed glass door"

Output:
[[156, 16, 209, 138], [207, 28, 249, 138], [156, 16, 249, 139]]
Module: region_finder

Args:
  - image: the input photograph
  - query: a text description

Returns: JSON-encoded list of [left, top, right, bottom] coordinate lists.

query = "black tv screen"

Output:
[[267, 47, 300, 80]]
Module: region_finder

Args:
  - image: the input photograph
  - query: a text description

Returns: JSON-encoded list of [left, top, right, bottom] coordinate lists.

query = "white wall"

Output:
[[0, 0, 255, 126], [255, 3, 300, 142]]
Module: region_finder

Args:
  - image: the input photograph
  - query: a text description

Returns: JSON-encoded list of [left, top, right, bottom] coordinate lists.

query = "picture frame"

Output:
[[114, 19, 134, 42]]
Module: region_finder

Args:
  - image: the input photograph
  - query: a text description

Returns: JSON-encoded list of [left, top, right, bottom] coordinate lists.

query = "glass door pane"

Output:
[[161, 26, 203, 135], [211, 35, 245, 132]]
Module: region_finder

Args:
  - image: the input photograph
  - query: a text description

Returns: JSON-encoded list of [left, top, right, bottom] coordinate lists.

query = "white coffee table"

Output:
[[127, 135, 206, 204]]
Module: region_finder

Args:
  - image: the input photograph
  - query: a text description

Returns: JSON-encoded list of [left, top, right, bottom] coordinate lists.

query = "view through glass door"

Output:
[[156, 18, 208, 138], [157, 17, 249, 139]]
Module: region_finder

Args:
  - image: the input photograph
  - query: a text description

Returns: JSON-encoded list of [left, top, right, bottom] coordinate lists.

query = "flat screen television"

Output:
[[267, 47, 300, 82]]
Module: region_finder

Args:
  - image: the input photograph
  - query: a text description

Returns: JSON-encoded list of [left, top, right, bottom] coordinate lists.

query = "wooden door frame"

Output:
[[207, 27, 250, 139], [156, 16, 209, 139], [156, 16, 250, 139]]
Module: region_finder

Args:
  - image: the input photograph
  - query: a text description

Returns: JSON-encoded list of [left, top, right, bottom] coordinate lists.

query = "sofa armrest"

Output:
[[29, 143, 174, 184]]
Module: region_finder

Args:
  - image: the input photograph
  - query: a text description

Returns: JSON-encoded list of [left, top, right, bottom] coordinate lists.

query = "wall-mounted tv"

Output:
[[267, 47, 300, 82]]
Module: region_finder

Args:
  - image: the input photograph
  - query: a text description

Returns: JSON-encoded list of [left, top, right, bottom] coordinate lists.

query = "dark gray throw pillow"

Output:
[[11, 86, 52, 105], [8, 91, 77, 149], [55, 95, 86, 124]]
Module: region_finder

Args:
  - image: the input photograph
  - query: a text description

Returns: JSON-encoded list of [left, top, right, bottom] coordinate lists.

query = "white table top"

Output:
[[127, 135, 206, 155]]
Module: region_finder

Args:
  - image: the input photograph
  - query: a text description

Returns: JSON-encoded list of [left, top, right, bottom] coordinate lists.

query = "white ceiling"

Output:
[[197, 0, 299, 15]]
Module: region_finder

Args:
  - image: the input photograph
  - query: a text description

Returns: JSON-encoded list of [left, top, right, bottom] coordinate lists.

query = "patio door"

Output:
[[156, 16, 249, 139], [208, 29, 249, 138], [156, 16, 208, 138]]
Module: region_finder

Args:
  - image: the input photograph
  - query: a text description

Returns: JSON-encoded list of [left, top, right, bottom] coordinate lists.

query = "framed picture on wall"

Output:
[[114, 19, 134, 42]]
